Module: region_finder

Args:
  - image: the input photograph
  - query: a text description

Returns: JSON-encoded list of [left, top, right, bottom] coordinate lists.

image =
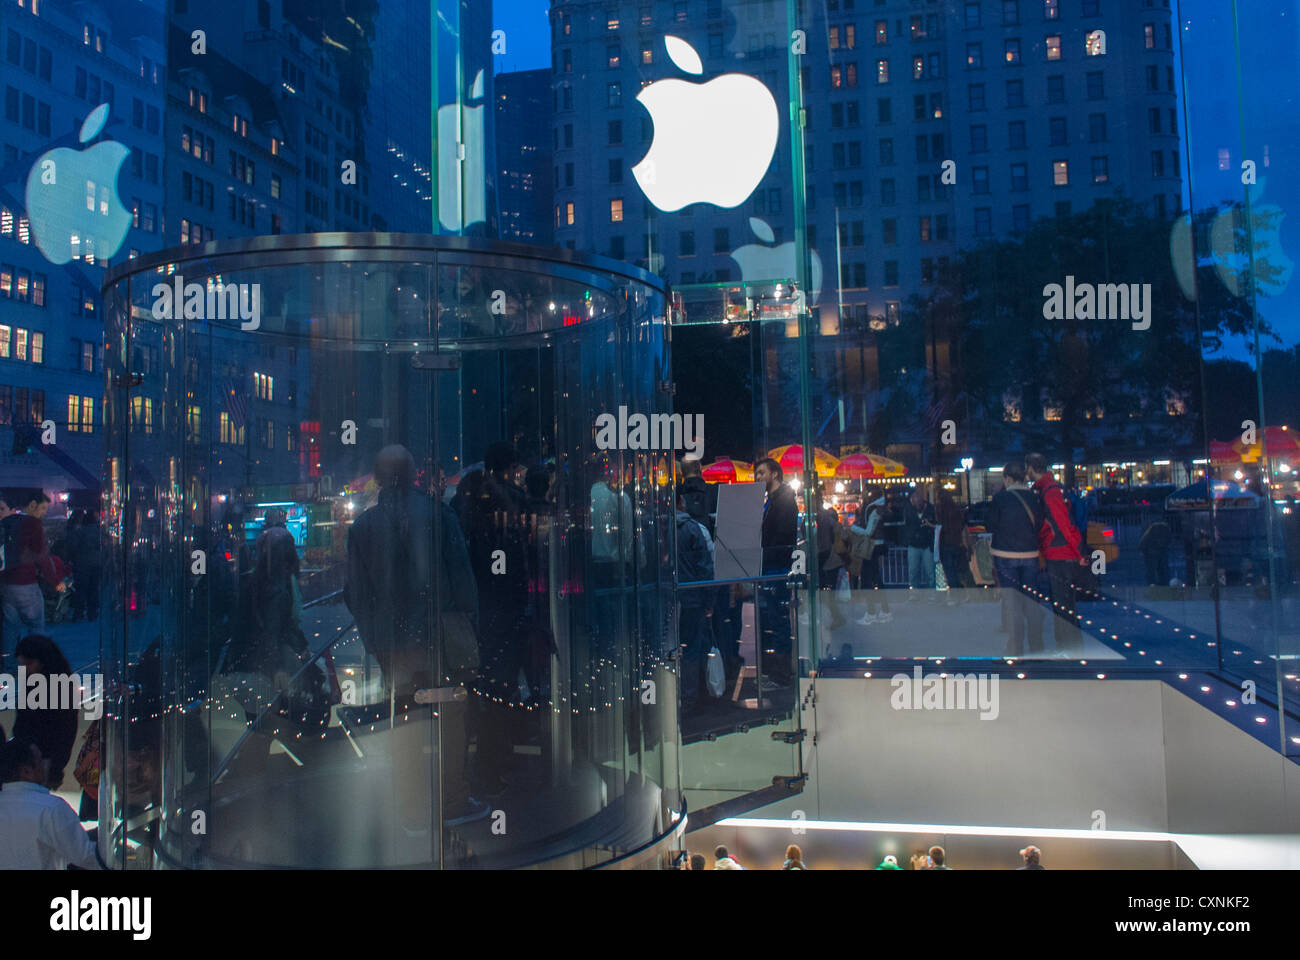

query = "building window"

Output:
[[974, 207, 992, 236], [1044, 0, 1059, 19], [969, 83, 986, 111], [1046, 35, 1061, 60], [1152, 151, 1165, 177], [1087, 71, 1105, 100], [1013, 204, 1030, 231], [679, 230, 695, 256], [1049, 116, 1067, 145], [1006, 78, 1024, 107], [1089, 113, 1107, 142], [972, 166, 990, 193], [565, 202, 574, 225], [874, 20, 887, 45], [966, 43, 982, 69], [884, 260, 899, 286], [1053, 160, 1069, 185], [1004, 39, 1021, 64], [1008, 120, 1027, 149], [1047, 74, 1065, 103], [970, 124, 988, 152], [1092, 156, 1109, 182], [874, 60, 887, 83], [1003, 0, 1019, 24], [610, 198, 624, 222], [607, 45, 620, 69], [965, 3, 982, 27], [607, 82, 621, 107], [1010, 162, 1028, 190]]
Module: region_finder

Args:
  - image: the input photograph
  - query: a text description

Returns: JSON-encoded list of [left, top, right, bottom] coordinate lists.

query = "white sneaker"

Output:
[[856, 612, 878, 625], [877, 611, 894, 623]]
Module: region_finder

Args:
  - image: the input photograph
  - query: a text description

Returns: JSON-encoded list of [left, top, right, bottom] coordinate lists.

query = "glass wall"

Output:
[[100, 237, 676, 867], [1, 0, 1296, 870]]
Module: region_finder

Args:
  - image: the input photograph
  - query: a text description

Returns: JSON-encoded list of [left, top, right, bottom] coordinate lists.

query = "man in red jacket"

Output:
[[1024, 455, 1087, 656], [1, 489, 61, 670]]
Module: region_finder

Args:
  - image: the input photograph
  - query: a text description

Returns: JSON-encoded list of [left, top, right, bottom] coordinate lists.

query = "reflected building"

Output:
[[0, 0, 166, 495], [549, 0, 1187, 477]]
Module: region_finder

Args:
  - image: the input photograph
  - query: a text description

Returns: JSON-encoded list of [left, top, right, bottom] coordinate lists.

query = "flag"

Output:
[[222, 377, 247, 430]]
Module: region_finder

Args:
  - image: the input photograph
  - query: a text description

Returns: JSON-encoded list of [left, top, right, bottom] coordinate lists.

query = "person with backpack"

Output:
[[988, 463, 1046, 655], [676, 486, 715, 715], [678, 456, 717, 536], [1025, 454, 1088, 656], [1, 489, 62, 673]]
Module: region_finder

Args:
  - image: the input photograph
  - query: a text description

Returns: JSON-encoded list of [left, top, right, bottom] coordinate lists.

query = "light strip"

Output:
[[718, 817, 1176, 843]]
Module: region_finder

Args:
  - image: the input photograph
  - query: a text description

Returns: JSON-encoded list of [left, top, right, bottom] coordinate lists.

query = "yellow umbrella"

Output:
[[835, 452, 907, 478], [767, 445, 841, 479]]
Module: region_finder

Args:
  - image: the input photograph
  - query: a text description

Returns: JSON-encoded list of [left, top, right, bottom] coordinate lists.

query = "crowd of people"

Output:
[[676, 842, 1047, 870], [808, 453, 1092, 657]]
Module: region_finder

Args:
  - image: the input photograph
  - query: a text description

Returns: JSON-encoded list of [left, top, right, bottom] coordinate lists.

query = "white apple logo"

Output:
[[25, 104, 131, 265], [633, 36, 779, 212], [438, 69, 487, 232], [730, 217, 822, 304]]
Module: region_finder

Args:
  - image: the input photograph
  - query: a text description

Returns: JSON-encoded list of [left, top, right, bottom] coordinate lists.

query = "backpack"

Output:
[[0, 514, 27, 574]]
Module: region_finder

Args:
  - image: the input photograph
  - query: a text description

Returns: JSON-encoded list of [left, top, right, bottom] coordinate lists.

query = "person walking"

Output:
[[1, 490, 62, 672], [851, 495, 893, 624], [902, 487, 937, 598], [676, 487, 715, 714], [755, 458, 798, 688], [1139, 518, 1172, 587], [1025, 454, 1088, 656], [345, 445, 487, 838], [936, 489, 971, 604], [988, 463, 1046, 656]]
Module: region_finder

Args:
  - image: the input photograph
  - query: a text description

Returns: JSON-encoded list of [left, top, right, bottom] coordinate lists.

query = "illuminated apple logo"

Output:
[[730, 217, 823, 304], [25, 104, 131, 265], [438, 69, 487, 233], [633, 36, 779, 212]]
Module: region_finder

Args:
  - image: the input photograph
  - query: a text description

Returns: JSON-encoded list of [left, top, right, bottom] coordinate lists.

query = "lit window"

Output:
[[1053, 160, 1069, 185], [15, 327, 27, 360], [566, 202, 575, 225], [30, 331, 42, 363], [0, 326, 8, 357], [68, 395, 81, 432], [1044, 0, 1059, 19], [610, 198, 624, 222], [1085, 30, 1105, 55], [1046, 35, 1060, 60], [1004, 39, 1021, 63], [876, 59, 889, 83], [875, 20, 887, 44]]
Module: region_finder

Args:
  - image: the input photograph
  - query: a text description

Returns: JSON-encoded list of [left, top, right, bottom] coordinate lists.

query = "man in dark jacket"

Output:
[[1, 490, 60, 672], [1025, 453, 1088, 656], [756, 458, 798, 687], [678, 457, 717, 535], [345, 445, 486, 834], [988, 463, 1045, 655], [676, 489, 715, 713]]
